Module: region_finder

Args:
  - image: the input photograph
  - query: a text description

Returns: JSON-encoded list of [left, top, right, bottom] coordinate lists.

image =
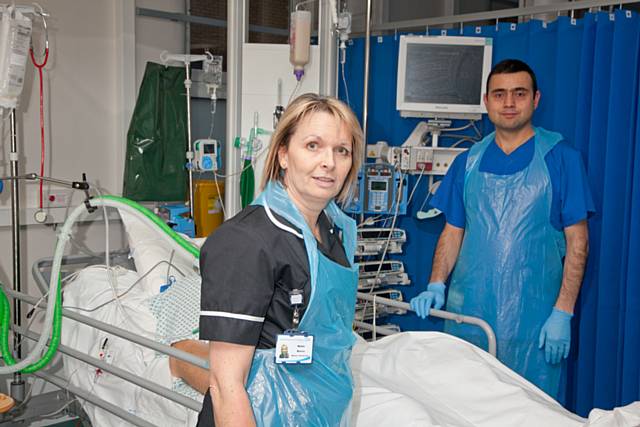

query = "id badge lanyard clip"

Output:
[[290, 289, 303, 331]]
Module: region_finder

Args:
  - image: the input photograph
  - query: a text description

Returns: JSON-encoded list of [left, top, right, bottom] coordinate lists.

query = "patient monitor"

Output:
[[396, 35, 493, 120]]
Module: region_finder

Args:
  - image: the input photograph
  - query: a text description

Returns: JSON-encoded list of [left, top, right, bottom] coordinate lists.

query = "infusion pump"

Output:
[[343, 163, 408, 215], [194, 139, 220, 172], [356, 228, 406, 256]]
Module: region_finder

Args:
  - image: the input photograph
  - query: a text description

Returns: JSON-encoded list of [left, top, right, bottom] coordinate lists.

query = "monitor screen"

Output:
[[396, 35, 493, 119], [404, 44, 484, 105], [370, 181, 387, 191]]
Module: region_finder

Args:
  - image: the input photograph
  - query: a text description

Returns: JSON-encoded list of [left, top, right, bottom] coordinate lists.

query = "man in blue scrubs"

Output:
[[410, 59, 594, 400]]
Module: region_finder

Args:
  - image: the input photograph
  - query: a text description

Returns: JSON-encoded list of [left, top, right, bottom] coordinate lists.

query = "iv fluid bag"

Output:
[[289, 11, 311, 75], [203, 55, 223, 87], [0, 9, 32, 109]]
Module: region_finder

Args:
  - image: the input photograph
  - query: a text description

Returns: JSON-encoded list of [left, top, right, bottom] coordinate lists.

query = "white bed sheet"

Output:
[[61, 266, 199, 427], [57, 211, 640, 426], [59, 266, 640, 427], [351, 332, 640, 427]]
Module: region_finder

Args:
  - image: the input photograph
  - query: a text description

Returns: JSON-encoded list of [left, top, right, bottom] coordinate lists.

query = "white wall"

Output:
[[0, 0, 134, 397], [0, 0, 187, 293], [1, 1, 127, 210], [0, 0, 186, 398], [0, 0, 135, 306], [241, 44, 321, 195]]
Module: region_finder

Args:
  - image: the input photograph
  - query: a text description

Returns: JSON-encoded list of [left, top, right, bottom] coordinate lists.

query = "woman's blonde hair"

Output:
[[261, 93, 364, 204]]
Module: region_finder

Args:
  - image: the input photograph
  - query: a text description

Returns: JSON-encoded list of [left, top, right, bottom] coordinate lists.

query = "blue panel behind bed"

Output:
[[339, 10, 640, 416]]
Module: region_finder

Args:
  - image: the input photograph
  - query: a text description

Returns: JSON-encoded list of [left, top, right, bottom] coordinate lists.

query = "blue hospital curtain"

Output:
[[572, 10, 640, 415], [340, 10, 640, 416], [473, 11, 640, 415], [440, 12, 640, 415]]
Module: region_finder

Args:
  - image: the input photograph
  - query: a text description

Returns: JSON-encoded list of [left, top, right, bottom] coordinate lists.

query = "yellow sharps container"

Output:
[[194, 180, 225, 238]]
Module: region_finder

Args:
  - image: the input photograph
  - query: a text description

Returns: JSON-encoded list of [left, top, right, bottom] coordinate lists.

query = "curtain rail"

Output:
[[371, 0, 640, 32]]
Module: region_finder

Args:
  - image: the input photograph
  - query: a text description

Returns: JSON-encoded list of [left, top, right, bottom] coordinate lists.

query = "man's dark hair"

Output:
[[486, 59, 538, 94]]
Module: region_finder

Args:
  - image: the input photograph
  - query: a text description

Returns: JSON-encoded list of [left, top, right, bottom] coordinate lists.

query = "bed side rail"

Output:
[[356, 292, 497, 357], [33, 370, 156, 427], [6, 289, 206, 427], [32, 251, 133, 295]]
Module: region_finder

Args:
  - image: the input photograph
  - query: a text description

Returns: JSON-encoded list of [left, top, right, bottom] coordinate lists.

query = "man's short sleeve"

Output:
[[430, 151, 468, 228], [199, 223, 275, 346], [546, 142, 596, 229]]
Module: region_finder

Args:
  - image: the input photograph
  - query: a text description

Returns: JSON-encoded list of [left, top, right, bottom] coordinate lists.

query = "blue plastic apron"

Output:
[[247, 181, 359, 426], [444, 127, 567, 398]]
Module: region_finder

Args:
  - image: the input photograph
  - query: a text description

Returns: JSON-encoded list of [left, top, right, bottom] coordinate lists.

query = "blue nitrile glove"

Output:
[[410, 282, 446, 319], [538, 307, 573, 365]]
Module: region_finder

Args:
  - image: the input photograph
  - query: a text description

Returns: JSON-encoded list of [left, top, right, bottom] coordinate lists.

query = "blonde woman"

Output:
[[196, 93, 363, 426]]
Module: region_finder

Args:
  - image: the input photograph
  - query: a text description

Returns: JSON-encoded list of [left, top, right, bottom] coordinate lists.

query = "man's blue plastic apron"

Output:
[[248, 181, 359, 426], [444, 127, 567, 398]]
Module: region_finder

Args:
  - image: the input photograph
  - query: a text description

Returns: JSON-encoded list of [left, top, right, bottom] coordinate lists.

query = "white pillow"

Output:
[[119, 209, 201, 296]]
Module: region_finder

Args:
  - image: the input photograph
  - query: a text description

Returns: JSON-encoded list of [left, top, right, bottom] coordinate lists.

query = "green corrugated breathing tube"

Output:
[[0, 195, 200, 373]]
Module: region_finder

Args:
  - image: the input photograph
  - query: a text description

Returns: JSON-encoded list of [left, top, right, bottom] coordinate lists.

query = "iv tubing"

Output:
[[0, 195, 199, 374]]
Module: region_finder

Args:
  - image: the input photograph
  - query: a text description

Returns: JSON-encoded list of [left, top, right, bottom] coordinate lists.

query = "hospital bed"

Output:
[[4, 200, 640, 427]]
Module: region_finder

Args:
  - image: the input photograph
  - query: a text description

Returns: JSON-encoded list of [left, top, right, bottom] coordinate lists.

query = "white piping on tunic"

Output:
[[263, 202, 304, 239], [200, 310, 265, 322], [200, 203, 303, 324]]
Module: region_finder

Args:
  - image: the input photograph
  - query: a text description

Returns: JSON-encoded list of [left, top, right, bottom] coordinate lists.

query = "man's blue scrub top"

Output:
[[431, 136, 595, 231]]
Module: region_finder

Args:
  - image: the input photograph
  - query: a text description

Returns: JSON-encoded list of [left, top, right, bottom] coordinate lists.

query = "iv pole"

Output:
[[160, 51, 214, 219], [0, 4, 48, 400], [8, 108, 24, 401], [2, 3, 35, 402]]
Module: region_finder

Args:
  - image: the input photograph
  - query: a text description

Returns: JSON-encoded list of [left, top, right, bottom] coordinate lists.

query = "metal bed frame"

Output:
[[0, 254, 496, 427], [355, 292, 497, 356], [14, 253, 205, 426]]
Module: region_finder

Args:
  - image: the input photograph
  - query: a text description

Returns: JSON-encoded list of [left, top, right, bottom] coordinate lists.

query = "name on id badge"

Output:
[[275, 331, 314, 364]]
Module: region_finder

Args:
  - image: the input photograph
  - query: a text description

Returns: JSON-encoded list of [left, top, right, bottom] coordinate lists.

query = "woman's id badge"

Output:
[[275, 330, 313, 364]]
